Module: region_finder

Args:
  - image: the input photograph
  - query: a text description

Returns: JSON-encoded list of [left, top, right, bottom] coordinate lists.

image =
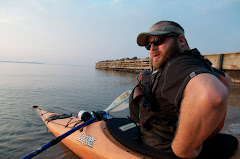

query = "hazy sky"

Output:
[[0, 0, 239, 66]]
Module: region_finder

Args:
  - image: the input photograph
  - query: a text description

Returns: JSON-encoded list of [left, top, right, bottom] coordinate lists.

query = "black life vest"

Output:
[[129, 69, 179, 140]]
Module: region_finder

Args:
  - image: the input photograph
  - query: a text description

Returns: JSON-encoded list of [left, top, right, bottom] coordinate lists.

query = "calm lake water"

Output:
[[0, 63, 239, 159]]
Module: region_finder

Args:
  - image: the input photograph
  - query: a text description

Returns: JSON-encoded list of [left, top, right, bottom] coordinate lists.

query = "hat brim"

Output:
[[137, 31, 171, 46]]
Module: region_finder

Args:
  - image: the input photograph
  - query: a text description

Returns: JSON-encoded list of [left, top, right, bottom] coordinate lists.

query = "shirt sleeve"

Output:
[[160, 55, 213, 107]]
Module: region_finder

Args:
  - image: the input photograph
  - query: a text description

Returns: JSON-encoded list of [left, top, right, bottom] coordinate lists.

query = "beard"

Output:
[[151, 38, 182, 69]]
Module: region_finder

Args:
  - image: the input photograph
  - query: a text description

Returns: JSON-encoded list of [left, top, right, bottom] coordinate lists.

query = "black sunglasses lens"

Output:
[[152, 38, 161, 46], [145, 43, 151, 50], [145, 38, 161, 50]]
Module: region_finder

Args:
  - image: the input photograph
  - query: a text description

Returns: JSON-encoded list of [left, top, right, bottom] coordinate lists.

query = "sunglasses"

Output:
[[145, 34, 179, 50]]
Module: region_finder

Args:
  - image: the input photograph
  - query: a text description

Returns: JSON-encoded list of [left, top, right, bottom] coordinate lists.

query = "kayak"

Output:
[[32, 106, 179, 159], [32, 106, 240, 159], [32, 106, 151, 159]]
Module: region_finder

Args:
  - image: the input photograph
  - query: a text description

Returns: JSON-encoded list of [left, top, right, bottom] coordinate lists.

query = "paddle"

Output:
[[22, 90, 132, 159]]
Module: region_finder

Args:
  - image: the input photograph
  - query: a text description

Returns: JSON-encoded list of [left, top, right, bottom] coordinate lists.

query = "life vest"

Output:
[[129, 70, 152, 128], [129, 69, 179, 140]]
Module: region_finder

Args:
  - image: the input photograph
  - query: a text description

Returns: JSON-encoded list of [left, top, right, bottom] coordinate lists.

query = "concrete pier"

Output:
[[96, 52, 240, 82]]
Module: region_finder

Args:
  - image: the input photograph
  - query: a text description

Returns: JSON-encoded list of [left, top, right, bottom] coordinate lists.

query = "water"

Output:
[[0, 63, 239, 159]]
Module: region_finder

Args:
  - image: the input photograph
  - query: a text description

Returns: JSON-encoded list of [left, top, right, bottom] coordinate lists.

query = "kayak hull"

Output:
[[34, 107, 147, 159]]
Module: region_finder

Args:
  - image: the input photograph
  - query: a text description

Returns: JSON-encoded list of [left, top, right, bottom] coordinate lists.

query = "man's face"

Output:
[[147, 35, 182, 69]]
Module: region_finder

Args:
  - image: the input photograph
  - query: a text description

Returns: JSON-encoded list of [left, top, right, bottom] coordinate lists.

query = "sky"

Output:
[[0, 0, 239, 66]]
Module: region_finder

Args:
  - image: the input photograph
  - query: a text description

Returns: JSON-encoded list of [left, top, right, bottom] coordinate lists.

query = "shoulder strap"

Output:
[[138, 70, 153, 109]]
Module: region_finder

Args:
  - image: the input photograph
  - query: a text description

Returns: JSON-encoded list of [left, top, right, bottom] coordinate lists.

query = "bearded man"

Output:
[[129, 20, 238, 158]]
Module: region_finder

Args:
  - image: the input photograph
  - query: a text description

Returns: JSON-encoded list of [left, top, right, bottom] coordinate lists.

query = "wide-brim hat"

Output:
[[137, 24, 184, 46]]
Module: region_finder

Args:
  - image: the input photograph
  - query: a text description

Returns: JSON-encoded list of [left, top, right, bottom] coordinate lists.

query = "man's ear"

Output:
[[178, 35, 187, 48]]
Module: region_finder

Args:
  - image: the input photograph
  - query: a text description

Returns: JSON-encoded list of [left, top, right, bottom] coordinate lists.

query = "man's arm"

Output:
[[171, 73, 229, 158]]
